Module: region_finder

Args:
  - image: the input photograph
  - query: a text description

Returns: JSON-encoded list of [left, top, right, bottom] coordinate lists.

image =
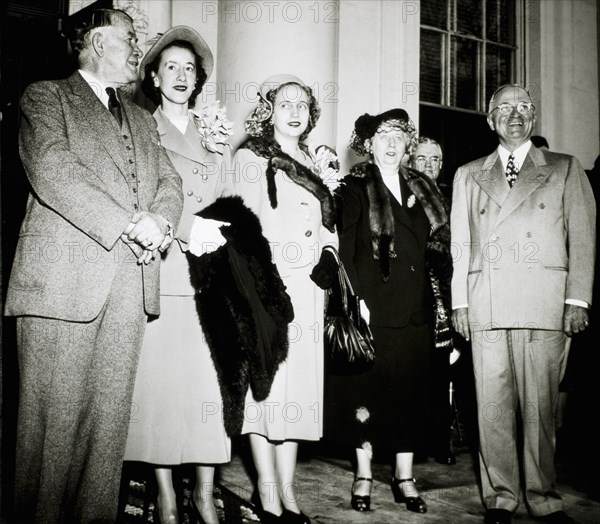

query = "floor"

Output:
[[216, 430, 600, 524]]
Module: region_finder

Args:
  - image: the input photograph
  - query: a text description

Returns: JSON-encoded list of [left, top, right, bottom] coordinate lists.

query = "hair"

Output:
[[245, 82, 321, 141], [488, 83, 533, 113], [411, 136, 443, 160], [531, 135, 549, 149], [140, 40, 208, 106], [67, 8, 132, 55]]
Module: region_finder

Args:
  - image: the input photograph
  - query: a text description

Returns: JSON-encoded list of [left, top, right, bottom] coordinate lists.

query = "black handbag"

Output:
[[324, 248, 375, 375]]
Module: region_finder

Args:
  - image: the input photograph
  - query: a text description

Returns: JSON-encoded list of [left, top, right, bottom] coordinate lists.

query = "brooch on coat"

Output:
[[407, 194, 416, 208], [190, 101, 234, 153]]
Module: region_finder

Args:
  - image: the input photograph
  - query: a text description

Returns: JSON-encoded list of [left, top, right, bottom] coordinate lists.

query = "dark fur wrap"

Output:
[[186, 196, 294, 436], [347, 161, 448, 281], [426, 220, 454, 352], [239, 136, 336, 232]]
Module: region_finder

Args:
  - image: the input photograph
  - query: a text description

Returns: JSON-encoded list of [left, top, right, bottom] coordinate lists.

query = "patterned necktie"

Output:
[[506, 154, 519, 188], [106, 87, 123, 127]]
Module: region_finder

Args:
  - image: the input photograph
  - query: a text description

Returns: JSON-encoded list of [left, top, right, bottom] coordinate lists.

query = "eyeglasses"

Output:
[[490, 101, 535, 116], [415, 157, 441, 167]]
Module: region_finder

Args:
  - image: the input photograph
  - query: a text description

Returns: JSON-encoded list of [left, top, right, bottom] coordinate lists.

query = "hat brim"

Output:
[[258, 74, 307, 98], [140, 25, 214, 82]]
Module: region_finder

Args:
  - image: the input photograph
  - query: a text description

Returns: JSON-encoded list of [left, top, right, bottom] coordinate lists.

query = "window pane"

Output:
[[451, 36, 479, 110], [486, 45, 513, 104], [487, 0, 514, 43], [456, 0, 483, 37], [421, 0, 448, 29], [420, 30, 444, 104]]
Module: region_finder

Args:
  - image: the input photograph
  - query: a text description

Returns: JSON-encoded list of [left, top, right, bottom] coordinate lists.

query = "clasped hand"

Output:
[[121, 211, 171, 264]]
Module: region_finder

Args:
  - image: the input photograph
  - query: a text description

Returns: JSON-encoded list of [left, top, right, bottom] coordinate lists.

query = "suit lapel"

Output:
[[474, 152, 510, 207], [495, 146, 550, 226], [66, 72, 129, 179], [154, 108, 214, 165]]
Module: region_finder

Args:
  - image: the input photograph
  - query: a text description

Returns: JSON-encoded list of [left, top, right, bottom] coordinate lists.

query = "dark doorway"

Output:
[[419, 103, 499, 191]]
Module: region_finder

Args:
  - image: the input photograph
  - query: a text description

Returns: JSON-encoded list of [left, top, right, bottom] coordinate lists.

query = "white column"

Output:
[[216, 0, 339, 151], [336, 0, 420, 171], [529, 0, 598, 168]]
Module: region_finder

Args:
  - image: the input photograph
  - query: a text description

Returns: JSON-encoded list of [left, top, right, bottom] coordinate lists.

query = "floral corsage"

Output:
[[190, 101, 234, 153], [311, 144, 341, 191]]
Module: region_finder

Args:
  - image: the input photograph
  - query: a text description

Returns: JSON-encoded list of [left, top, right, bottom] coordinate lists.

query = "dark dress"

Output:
[[324, 168, 436, 457]]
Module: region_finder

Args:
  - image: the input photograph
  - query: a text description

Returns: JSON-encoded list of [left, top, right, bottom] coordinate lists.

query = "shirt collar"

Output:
[[497, 140, 532, 171], [78, 69, 111, 109]]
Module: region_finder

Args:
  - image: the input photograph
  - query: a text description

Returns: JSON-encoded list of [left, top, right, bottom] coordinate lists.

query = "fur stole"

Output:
[[347, 161, 449, 282], [239, 136, 336, 232], [187, 196, 294, 436], [426, 221, 454, 351]]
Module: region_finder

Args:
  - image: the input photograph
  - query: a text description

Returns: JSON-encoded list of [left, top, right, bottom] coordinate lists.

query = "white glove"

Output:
[[188, 217, 229, 257], [359, 299, 370, 325], [450, 348, 461, 365]]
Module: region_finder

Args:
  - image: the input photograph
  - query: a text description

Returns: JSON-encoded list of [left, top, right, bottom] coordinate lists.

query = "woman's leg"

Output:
[[249, 433, 283, 516], [155, 467, 178, 524], [274, 440, 301, 513], [192, 465, 219, 524], [394, 452, 420, 497], [353, 447, 373, 496]]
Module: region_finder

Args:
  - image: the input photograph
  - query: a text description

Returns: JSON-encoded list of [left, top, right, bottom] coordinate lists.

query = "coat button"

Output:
[[305, 230, 312, 237], [202, 174, 208, 181], [196, 196, 203, 203], [187, 190, 194, 196], [193, 168, 199, 174], [491, 235, 498, 241], [133, 203, 138, 210], [539, 203, 545, 209], [480, 209, 485, 214], [526, 232, 532, 238]]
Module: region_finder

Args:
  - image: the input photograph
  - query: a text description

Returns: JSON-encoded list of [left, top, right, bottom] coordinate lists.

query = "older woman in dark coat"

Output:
[[325, 109, 452, 515]]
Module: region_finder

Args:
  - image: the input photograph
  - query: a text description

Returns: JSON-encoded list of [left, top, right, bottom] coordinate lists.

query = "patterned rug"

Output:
[[118, 463, 260, 524]]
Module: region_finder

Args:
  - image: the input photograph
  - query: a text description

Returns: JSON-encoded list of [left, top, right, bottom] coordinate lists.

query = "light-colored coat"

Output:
[[5, 72, 183, 320], [451, 145, 596, 331], [232, 146, 338, 440], [152, 107, 234, 295]]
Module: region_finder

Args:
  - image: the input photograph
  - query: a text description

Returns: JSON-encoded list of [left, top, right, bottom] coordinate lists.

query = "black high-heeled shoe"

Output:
[[250, 491, 284, 523], [351, 477, 373, 512], [391, 477, 427, 513], [281, 508, 311, 523]]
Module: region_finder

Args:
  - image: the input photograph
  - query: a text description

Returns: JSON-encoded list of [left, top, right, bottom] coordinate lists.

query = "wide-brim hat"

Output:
[[258, 73, 308, 99], [140, 25, 214, 81]]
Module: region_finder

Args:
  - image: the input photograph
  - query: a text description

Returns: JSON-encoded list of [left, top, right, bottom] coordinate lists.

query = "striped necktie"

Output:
[[505, 154, 519, 187]]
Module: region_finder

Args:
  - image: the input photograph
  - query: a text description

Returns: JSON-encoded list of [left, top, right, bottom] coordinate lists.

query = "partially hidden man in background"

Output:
[[4, 8, 183, 523], [451, 84, 595, 524]]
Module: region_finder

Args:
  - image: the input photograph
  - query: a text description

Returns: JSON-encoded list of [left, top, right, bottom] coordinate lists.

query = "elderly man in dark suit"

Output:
[[4, 8, 183, 523], [451, 84, 595, 524]]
